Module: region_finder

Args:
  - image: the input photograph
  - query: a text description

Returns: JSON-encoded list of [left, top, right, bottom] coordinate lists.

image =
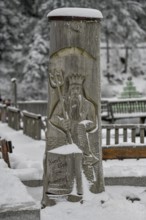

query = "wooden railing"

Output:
[[7, 107, 20, 130], [0, 104, 45, 140], [0, 138, 13, 167], [1, 107, 146, 159], [102, 124, 146, 159], [1, 103, 146, 145], [18, 100, 108, 118], [101, 99, 109, 118], [22, 111, 42, 140], [1, 101, 146, 160], [0, 104, 7, 123], [4, 98, 146, 123], [102, 124, 146, 145], [18, 101, 47, 116], [106, 98, 146, 123]]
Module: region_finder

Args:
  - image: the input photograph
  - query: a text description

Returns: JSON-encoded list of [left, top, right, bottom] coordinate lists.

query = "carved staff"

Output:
[[50, 69, 72, 144]]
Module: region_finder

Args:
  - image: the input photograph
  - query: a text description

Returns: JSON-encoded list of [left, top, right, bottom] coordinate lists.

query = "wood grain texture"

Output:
[[103, 145, 146, 160]]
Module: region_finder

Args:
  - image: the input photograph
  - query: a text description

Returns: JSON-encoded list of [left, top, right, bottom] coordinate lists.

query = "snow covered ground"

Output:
[[0, 122, 146, 220], [40, 185, 146, 220]]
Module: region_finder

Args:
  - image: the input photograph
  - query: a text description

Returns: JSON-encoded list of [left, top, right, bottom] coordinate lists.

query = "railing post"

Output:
[[106, 128, 111, 145], [123, 128, 128, 142], [7, 107, 20, 130], [35, 116, 41, 140], [140, 117, 145, 124], [131, 127, 136, 143], [11, 78, 17, 108], [0, 139, 10, 168], [115, 127, 119, 144], [22, 111, 41, 140], [0, 104, 7, 123], [140, 126, 145, 144]]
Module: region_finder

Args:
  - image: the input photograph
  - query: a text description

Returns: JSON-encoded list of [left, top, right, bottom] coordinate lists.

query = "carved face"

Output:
[[69, 84, 82, 98]]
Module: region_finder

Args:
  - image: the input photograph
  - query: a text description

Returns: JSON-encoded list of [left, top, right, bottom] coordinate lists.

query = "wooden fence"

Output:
[[102, 124, 146, 145], [0, 139, 13, 167], [105, 98, 146, 123], [22, 111, 42, 140], [102, 124, 146, 159], [1, 101, 146, 160], [18, 100, 108, 118], [0, 104, 44, 140], [7, 107, 20, 130], [18, 101, 47, 116], [0, 104, 7, 122], [1, 103, 146, 145]]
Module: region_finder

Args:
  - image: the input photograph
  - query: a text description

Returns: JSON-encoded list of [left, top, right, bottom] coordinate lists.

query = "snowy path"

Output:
[[27, 185, 146, 220]]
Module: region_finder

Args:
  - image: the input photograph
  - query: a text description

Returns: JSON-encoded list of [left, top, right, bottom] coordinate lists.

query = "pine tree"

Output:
[[97, 0, 146, 74], [120, 77, 141, 98]]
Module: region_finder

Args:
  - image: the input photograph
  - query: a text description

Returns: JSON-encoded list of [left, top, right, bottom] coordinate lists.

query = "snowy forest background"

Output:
[[0, 0, 146, 100]]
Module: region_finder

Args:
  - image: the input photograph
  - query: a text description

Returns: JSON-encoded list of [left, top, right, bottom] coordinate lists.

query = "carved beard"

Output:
[[69, 95, 81, 121]]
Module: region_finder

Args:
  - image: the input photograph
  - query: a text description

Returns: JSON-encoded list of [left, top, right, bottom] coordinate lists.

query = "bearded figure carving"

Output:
[[49, 70, 99, 187]]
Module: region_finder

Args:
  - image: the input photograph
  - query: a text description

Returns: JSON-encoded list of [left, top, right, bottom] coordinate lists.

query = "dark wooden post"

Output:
[[11, 78, 17, 108], [0, 139, 11, 168], [0, 104, 7, 123]]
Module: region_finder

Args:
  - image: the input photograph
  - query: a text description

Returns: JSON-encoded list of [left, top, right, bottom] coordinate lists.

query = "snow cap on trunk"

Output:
[[47, 7, 103, 19]]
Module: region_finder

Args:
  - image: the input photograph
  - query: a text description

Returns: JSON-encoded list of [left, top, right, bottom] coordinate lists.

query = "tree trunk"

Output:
[[125, 46, 129, 73], [106, 29, 110, 74]]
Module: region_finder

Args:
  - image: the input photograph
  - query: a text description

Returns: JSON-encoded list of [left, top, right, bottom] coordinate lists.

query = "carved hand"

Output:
[[61, 119, 71, 131]]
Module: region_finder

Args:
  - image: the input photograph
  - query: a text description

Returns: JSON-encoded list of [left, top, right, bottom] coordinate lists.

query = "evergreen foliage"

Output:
[[120, 77, 141, 98], [0, 0, 146, 100]]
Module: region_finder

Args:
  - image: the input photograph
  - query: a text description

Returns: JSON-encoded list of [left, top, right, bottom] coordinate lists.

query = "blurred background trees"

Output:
[[0, 0, 146, 100]]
